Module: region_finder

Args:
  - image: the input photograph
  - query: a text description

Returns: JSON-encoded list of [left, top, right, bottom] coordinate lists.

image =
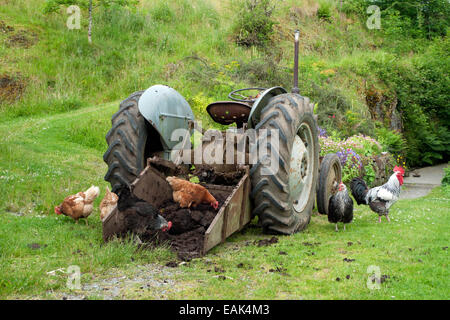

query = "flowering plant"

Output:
[[318, 127, 386, 185]]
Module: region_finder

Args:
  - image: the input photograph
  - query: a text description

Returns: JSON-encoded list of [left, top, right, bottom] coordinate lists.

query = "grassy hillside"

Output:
[[1, 0, 448, 166]]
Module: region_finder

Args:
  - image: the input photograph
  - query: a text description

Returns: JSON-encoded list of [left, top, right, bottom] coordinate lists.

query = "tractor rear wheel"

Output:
[[103, 91, 147, 193], [250, 94, 319, 234]]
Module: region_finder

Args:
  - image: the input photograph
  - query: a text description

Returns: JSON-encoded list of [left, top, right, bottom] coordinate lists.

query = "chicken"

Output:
[[350, 166, 404, 223], [54, 185, 100, 225], [117, 185, 172, 233], [100, 187, 118, 221], [328, 182, 354, 231], [166, 176, 219, 210]]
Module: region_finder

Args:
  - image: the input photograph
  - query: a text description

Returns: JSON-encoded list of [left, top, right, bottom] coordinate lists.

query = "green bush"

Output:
[[232, 0, 276, 47], [317, 1, 332, 22], [442, 165, 450, 187], [150, 2, 175, 23], [364, 38, 450, 166], [345, 0, 449, 38], [375, 127, 406, 155], [312, 83, 375, 138]]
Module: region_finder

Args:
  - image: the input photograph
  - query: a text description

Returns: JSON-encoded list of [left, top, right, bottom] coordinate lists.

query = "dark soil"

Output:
[[165, 261, 178, 268], [109, 158, 246, 261], [148, 158, 245, 186], [193, 165, 245, 186], [27, 243, 47, 250], [255, 237, 278, 247], [142, 188, 231, 261], [5, 30, 38, 48], [0, 21, 14, 33], [0, 74, 25, 103], [302, 241, 321, 247]]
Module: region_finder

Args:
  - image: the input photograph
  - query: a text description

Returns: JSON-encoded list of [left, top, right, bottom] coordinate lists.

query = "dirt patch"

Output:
[[56, 263, 184, 300], [140, 185, 232, 261], [5, 30, 38, 48], [0, 21, 14, 33], [0, 74, 25, 103], [302, 241, 321, 247], [27, 243, 47, 250], [255, 236, 278, 247]]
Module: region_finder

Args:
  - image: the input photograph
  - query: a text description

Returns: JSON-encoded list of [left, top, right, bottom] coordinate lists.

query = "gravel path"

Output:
[[400, 163, 448, 199]]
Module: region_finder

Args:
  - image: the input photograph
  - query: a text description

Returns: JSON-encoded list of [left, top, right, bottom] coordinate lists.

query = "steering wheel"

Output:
[[228, 87, 266, 103]]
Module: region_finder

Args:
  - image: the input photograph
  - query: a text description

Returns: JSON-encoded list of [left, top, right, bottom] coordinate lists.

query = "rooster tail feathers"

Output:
[[350, 178, 368, 205]]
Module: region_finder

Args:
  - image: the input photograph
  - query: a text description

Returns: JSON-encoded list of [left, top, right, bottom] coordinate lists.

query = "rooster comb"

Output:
[[394, 166, 405, 175]]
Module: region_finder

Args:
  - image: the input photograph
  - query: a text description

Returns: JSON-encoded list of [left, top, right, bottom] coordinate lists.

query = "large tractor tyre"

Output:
[[316, 153, 342, 215], [250, 94, 320, 235], [103, 91, 147, 193]]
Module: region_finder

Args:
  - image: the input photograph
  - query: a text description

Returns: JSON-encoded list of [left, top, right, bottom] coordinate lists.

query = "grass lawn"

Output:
[[0, 103, 449, 300]]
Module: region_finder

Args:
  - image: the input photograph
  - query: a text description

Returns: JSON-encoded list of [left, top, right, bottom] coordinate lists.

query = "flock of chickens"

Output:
[[54, 166, 405, 233], [54, 176, 219, 232], [328, 166, 405, 230]]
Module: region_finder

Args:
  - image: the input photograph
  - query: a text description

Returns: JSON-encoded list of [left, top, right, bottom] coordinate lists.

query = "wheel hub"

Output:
[[289, 123, 314, 213]]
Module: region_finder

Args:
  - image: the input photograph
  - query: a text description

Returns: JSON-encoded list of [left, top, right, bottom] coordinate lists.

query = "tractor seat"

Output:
[[206, 101, 251, 128]]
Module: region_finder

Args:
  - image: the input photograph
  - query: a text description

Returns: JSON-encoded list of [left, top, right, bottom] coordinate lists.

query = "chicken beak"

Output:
[[54, 206, 61, 215], [212, 201, 219, 210]]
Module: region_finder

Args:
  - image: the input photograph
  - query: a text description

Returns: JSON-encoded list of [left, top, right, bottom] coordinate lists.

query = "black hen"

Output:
[[116, 185, 171, 234], [328, 182, 354, 231]]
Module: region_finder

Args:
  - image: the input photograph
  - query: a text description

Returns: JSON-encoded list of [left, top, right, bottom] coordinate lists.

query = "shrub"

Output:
[[442, 165, 450, 187], [232, 0, 276, 47], [365, 39, 450, 166], [150, 2, 175, 23], [345, 0, 449, 38], [317, 1, 332, 22], [312, 83, 375, 138], [375, 127, 406, 155]]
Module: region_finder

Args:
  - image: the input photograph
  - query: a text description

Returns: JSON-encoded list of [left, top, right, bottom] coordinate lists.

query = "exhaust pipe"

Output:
[[292, 30, 300, 94]]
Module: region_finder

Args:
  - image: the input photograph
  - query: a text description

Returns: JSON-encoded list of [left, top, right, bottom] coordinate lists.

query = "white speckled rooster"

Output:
[[350, 166, 405, 223]]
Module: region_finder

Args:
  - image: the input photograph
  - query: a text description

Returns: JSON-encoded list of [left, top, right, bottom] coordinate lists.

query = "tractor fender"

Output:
[[138, 85, 195, 151], [247, 86, 287, 128]]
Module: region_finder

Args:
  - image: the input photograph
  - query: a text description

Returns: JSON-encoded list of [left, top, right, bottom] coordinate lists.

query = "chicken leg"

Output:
[[335, 224, 339, 232]]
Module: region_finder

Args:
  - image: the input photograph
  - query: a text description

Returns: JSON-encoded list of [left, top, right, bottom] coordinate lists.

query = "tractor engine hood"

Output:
[[138, 85, 194, 151]]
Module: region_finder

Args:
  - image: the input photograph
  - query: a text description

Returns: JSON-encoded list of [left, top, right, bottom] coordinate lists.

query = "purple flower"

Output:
[[318, 126, 328, 138], [336, 147, 362, 169]]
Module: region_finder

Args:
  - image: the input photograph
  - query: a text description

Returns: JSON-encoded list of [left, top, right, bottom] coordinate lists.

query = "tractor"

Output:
[[103, 31, 341, 235]]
